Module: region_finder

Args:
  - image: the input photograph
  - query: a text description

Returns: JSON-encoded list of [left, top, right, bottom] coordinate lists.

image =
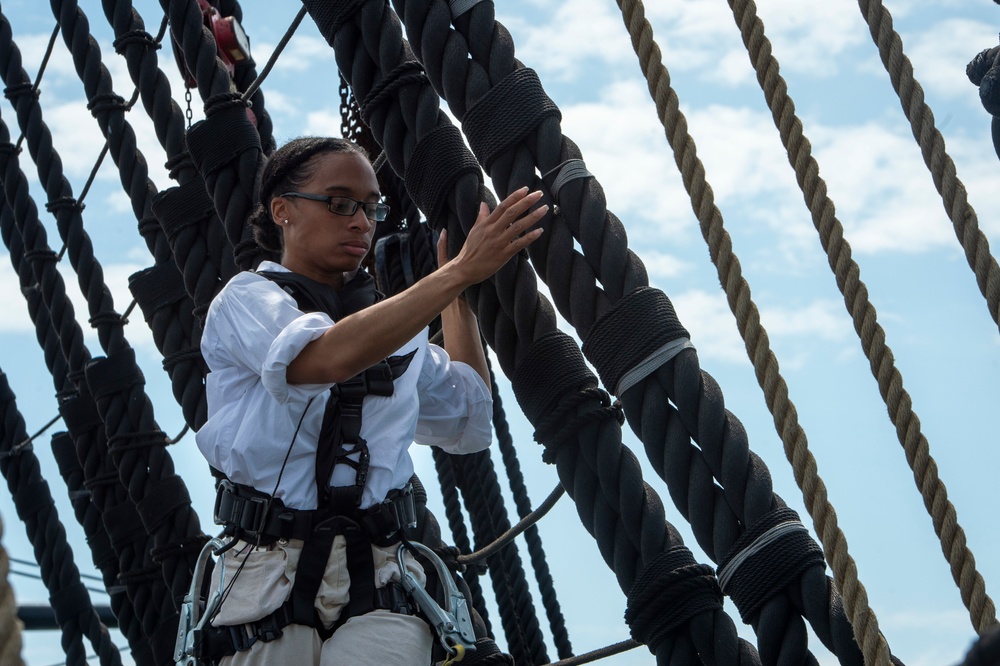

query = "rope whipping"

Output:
[[856, 0, 1000, 337], [391, 0, 866, 662], [0, 370, 122, 666], [0, 511, 24, 666], [302, 2, 760, 663], [613, 0, 891, 662], [728, 0, 997, 635]]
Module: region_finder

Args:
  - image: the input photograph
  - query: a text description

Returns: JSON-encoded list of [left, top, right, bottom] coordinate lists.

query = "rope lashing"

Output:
[[186, 102, 261, 178], [0, 413, 61, 461], [359, 60, 428, 125], [112, 30, 161, 55], [305, 0, 368, 41], [127, 263, 189, 324], [404, 123, 483, 223], [162, 348, 204, 374], [511, 332, 600, 428], [541, 159, 593, 204], [625, 547, 723, 651], [581, 286, 689, 397], [533, 389, 623, 464], [151, 178, 221, 243], [2, 82, 37, 100], [449, 0, 485, 19], [716, 508, 824, 623], [461, 68, 560, 171], [86, 93, 129, 116], [84, 348, 147, 398], [241, 6, 308, 104]]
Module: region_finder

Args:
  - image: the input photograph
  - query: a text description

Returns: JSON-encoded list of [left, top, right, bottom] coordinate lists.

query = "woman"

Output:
[[194, 136, 545, 665]]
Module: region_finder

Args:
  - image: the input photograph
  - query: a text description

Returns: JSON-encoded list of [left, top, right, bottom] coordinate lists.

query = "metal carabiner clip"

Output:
[[174, 537, 228, 665], [396, 541, 476, 661]]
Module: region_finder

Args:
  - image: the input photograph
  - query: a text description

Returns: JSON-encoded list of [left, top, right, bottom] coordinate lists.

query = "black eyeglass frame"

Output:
[[278, 192, 390, 222]]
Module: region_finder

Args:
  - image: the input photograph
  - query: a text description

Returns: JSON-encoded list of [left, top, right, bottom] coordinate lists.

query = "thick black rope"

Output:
[[0, 176, 152, 662], [967, 40, 1000, 161], [214, 0, 277, 154], [488, 363, 573, 659], [103, 0, 239, 298], [24, 7, 212, 662], [391, 2, 879, 662], [0, 371, 122, 666], [301, 3, 760, 664], [30, 3, 209, 437], [160, 0, 269, 271]]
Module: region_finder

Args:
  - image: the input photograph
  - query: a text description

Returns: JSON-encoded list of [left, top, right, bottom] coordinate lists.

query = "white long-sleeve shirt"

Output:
[[195, 261, 494, 510]]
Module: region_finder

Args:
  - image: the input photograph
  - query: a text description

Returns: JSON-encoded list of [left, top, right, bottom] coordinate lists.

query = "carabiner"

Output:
[[397, 541, 476, 660], [174, 537, 227, 665]]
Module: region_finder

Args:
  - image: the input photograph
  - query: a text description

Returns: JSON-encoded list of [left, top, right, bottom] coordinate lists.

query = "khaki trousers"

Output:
[[209, 537, 434, 665]]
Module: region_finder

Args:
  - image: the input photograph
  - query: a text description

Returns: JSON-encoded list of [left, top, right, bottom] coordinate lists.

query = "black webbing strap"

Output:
[[57, 390, 103, 436]]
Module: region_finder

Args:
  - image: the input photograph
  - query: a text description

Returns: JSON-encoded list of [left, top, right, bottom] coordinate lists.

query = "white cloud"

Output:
[[0, 257, 33, 333], [906, 18, 996, 105]]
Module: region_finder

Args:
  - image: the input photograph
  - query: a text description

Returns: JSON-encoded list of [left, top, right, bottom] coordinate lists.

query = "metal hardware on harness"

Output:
[[175, 537, 227, 665], [397, 541, 476, 659]]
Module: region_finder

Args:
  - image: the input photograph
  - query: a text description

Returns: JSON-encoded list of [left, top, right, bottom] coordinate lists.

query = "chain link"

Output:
[[185, 88, 194, 130]]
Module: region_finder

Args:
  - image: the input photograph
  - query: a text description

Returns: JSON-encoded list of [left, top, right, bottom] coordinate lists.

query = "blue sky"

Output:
[[0, 0, 998, 664]]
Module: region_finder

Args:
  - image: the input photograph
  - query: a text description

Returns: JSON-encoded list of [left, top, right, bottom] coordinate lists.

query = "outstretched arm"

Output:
[[437, 229, 489, 385], [287, 188, 545, 385]]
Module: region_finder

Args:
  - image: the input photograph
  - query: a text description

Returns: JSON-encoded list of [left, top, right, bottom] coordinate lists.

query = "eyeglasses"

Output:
[[279, 192, 390, 222]]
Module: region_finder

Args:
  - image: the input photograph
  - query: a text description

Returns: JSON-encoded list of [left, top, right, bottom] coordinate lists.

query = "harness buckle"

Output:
[[227, 623, 257, 653]]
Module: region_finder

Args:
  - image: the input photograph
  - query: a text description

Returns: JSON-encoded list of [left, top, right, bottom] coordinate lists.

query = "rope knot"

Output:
[[112, 29, 161, 55], [204, 91, 247, 117], [625, 547, 722, 651], [45, 196, 83, 214], [360, 60, 427, 125], [87, 93, 128, 116], [0, 142, 21, 157], [533, 388, 622, 464], [3, 83, 38, 101], [716, 507, 824, 623]]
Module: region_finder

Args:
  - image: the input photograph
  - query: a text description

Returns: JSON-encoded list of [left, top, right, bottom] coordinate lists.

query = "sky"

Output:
[[0, 0, 998, 664]]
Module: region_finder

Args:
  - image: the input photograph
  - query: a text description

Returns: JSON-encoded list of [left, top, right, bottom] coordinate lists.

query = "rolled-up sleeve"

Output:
[[414, 344, 493, 453], [208, 276, 336, 407]]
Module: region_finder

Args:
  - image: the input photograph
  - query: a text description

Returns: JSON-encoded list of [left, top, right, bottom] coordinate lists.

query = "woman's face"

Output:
[[272, 151, 380, 289]]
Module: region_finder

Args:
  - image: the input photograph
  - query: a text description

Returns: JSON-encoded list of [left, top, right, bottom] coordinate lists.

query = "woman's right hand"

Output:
[[446, 187, 546, 286]]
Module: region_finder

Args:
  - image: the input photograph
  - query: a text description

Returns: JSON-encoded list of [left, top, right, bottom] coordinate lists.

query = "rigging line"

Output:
[[7, 557, 104, 584], [239, 6, 308, 104], [456, 484, 564, 566], [7, 569, 109, 597], [42, 643, 131, 666], [543, 639, 640, 666], [166, 424, 189, 444], [1, 413, 62, 457], [12, 21, 61, 154]]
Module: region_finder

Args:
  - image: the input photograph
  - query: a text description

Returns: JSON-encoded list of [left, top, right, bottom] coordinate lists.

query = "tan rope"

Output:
[[614, 0, 892, 662], [0, 515, 25, 666], [857, 0, 1000, 334], [727, 0, 998, 637]]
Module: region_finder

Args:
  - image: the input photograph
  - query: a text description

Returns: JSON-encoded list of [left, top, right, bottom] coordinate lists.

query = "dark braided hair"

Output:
[[249, 137, 371, 253]]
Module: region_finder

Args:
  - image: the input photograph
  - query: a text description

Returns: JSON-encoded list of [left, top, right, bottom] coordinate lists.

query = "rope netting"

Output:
[[0, 1, 996, 665]]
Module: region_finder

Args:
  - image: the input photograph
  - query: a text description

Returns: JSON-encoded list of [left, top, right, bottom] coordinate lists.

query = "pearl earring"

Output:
[[283, 219, 289, 225]]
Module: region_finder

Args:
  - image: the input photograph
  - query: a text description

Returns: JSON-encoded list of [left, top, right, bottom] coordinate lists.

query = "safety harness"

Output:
[[189, 270, 425, 661]]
